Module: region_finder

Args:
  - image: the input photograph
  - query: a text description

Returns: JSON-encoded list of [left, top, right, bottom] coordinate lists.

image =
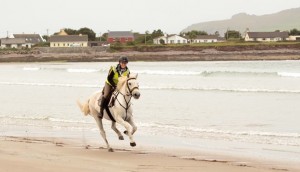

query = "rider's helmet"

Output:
[[119, 56, 129, 63]]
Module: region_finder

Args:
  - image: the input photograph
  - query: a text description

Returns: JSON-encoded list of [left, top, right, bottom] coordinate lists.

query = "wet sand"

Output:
[[0, 136, 297, 172]]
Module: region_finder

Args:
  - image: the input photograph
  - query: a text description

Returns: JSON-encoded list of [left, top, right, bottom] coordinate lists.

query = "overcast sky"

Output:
[[0, 0, 300, 37]]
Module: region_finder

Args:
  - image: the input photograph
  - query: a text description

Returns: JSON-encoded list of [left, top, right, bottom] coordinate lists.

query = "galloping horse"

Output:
[[77, 73, 140, 152]]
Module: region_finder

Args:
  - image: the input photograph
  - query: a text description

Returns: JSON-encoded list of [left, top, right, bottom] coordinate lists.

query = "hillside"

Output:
[[182, 7, 300, 36]]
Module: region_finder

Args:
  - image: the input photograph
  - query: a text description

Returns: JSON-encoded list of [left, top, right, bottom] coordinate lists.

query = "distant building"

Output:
[[49, 35, 88, 47], [288, 35, 300, 41], [189, 35, 225, 43], [153, 34, 187, 44], [49, 29, 88, 47], [13, 34, 44, 47], [0, 38, 30, 48], [245, 31, 289, 42], [107, 31, 134, 44]]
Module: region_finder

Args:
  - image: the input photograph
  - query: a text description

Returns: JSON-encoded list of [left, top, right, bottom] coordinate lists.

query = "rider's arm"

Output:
[[107, 68, 116, 87]]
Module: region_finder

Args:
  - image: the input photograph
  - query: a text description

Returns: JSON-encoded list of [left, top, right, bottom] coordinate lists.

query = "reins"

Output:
[[114, 77, 138, 121]]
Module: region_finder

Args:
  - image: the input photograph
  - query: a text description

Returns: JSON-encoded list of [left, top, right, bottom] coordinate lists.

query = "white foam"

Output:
[[278, 72, 300, 78], [132, 70, 202, 75], [67, 68, 101, 73], [23, 67, 40, 71]]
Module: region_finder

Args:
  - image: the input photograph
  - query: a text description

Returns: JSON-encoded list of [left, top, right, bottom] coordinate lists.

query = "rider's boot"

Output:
[[99, 97, 106, 118]]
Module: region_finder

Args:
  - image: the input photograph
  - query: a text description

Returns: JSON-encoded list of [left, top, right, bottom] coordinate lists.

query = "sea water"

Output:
[[0, 61, 299, 167]]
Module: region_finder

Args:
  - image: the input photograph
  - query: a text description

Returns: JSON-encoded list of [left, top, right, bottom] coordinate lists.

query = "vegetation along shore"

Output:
[[0, 42, 300, 62]]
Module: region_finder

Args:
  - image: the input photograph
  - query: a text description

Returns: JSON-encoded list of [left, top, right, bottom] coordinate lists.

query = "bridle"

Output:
[[126, 77, 139, 96], [114, 77, 139, 120]]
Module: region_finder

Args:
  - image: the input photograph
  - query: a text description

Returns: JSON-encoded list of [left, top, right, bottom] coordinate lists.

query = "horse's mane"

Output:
[[117, 76, 127, 90]]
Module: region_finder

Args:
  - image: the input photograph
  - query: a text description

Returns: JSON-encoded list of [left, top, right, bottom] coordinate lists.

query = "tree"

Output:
[[159, 39, 165, 45], [77, 27, 96, 41], [151, 29, 164, 39], [64, 28, 77, 35], [224, 30, 241, 40], [181, 30, 208, 36], [188, 32, 197, 43], [42, 35, 49, 42], [289, 28, 300, 35]]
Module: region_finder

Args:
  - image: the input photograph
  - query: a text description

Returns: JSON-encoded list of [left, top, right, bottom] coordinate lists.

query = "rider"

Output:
[[99, 56, 130, 118]]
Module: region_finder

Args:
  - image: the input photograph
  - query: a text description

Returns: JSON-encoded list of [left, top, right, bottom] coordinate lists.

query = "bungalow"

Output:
[[153, 34, 187, 44], [13, 34, 44, 48], [189, 35, 224, 43], [245, 31, 289, 42], [288, 35, 300, 41], [0, 37, 30, 48], [107, 31, 134, 44], [49, 35, 88, 47]]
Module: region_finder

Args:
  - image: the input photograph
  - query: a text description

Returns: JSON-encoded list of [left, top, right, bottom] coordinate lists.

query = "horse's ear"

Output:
[[127, 73, 130, 78], [135, 73, 138, 78]]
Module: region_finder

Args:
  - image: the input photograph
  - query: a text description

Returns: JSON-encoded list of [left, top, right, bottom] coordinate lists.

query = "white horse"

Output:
[[77, 73, 140, 152]]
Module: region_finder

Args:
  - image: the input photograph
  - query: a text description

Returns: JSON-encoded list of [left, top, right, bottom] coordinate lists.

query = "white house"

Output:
[[287, 35, 300, 41], [245, 31, 289, 42], [189, 35, 224, 43], [153, 34, 187, 44], [0, 38, 31, 48], [13, 34, 44, 47]]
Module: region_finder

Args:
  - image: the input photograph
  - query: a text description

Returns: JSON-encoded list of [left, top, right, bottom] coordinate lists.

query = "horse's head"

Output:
[[126, 73, 140, 99]]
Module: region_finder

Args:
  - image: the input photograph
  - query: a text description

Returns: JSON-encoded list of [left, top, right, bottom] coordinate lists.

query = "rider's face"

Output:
[[120, 62, 127, 69]]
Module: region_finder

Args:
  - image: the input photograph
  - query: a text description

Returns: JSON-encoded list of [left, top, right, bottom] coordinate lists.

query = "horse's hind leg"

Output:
[[111, 122, 124, 140], [94, 116, 113, 152]]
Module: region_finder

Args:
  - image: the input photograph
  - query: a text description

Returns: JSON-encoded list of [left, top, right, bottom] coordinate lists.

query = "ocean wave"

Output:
[[278, 72, 300, 78], [23, 67, 41, 71], [137, 122, 300, 139], [0, 115, 93, 124], [0, 81, 299, 94], [22, 67, 300, 78], [66, 68, 103, 73], [132, 70, 202, 75]]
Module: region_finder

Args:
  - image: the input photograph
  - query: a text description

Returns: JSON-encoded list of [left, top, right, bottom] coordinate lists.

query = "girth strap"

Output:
[[105, 107, 116, 122]]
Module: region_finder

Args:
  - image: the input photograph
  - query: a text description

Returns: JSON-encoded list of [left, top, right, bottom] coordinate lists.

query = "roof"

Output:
[[108, 31, 134, 38], [195, 35, 219, 39], [0, 38, 26, 44], [247, 32, 289, 39], [49, 35, 88, 42], [13, 34, 43, 44]]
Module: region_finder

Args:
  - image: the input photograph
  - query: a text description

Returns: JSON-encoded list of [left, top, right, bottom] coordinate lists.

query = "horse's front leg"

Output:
[[94, 116, 113, 152], [111, 122, 124, 140], [124, 117, 137, 135], [115, 117, 136, 147]]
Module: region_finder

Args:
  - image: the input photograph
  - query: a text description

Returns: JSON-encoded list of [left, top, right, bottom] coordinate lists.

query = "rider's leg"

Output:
[[99, 83, 113, 118]]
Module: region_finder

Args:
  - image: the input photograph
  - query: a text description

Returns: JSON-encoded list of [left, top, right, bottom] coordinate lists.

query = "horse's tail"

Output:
[[77, 99, 90, 116]]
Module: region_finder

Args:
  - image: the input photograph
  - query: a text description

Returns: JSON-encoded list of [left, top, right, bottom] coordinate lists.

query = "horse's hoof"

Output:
[[124, 131, 128, 135], [108, 148, 114, 152], [130, 142, 136, 147], [119, 136, 124, 140]]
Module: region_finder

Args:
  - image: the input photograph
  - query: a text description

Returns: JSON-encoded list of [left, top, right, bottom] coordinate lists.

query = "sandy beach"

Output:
[[0, 136, 297, 172]]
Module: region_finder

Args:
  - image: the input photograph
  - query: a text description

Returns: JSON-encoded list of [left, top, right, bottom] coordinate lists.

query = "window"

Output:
[[177, 40, 181, 43], [183, 40, 186, 43]]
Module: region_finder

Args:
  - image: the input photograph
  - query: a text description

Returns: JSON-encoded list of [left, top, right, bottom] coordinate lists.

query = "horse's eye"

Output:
[[129, 83, 131, 85]]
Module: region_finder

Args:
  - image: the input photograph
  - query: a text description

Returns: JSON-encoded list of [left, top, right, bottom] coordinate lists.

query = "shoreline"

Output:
[[1, 48, 300, 62], [0, 136, 297, 172]]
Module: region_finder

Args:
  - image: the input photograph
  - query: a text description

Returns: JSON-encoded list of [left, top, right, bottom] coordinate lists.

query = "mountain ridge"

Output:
[[182, 7, 300, 36]]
